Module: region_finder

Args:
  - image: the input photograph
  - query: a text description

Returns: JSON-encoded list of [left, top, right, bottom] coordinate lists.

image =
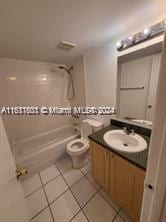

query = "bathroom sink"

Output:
[[103, 130, 147, 153]]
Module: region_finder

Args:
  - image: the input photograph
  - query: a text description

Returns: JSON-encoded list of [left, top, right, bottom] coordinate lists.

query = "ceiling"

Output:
[[0, 0, 165, 64]]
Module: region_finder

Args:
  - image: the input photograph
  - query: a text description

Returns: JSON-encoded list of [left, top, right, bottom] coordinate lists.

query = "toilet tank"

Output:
[[83, 119, 103, 132], [81, 119, 103, 140], [81, 122, 92, 141]]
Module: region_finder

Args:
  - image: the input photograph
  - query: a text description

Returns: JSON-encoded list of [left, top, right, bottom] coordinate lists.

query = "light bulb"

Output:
[[42, 77, 48, 81], [143, 28, 151, 36], [116, 41, 123, 49], [128, 36, 133, 40], [127, 36, 134, 44], [9, 76, 16, 81]]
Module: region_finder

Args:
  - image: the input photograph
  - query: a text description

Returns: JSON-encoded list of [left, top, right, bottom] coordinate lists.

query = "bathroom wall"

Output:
[[84, 13, 165, 125], [84, 42, 117, 125], [69, 55, 86, 107], [0, 58, 70, 144], [67, 55, 86, 125]]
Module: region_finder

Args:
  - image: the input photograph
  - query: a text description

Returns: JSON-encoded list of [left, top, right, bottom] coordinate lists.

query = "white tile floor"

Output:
[[22, 155, 132, 222]]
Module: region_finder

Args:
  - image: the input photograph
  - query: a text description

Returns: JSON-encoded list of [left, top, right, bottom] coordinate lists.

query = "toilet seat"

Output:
[[67, 138, 89, 156], [66, 119, 102, 168]]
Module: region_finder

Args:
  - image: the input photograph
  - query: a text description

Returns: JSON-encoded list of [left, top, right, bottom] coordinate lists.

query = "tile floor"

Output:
[[22, 155, 132, 222]]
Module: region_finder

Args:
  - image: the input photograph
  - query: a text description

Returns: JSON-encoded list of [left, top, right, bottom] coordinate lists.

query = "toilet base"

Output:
[[70, 152, 88, 169]]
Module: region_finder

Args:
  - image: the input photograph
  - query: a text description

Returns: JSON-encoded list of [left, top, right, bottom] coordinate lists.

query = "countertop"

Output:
[[88, 125, 150, 171]]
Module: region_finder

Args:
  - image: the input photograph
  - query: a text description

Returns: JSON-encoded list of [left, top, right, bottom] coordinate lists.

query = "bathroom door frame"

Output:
[[141, 32, 166, 222]]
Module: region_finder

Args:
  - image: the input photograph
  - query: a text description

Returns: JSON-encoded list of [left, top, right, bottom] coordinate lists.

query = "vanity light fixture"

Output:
[[117, 20, 165, 51]]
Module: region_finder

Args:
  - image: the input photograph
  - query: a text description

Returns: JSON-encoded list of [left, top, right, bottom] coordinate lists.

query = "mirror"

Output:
[[117, 42, 162, 126]]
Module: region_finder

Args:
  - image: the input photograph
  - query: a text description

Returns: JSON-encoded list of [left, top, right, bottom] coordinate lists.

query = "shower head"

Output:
[[59, 66, 65, 69], [58, 66, 73, 73]]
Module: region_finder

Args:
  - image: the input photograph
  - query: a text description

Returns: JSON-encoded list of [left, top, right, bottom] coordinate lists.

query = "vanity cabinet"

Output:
[[90, 140, 109, 193], [90, 140, 145, 222], [110, 152, 135, 212], [110, 152, 145, 222]]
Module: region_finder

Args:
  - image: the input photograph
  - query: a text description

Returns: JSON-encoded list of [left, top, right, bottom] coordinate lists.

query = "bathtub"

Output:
[[15, 125, 80, 177]]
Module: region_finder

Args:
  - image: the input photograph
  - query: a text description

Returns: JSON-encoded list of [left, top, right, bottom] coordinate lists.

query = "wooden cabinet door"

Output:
[[111, 154, 135, 213], [110, 153, 145, 222], [90, 140, 109, 193], [131, 167, 145, 222]]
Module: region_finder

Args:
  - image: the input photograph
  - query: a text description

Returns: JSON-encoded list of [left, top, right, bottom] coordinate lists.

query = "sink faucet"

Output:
[[123, 127, 135, 135]]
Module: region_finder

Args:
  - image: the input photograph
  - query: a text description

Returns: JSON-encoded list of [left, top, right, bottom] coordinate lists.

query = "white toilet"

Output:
[[66, 119, 103, 168]]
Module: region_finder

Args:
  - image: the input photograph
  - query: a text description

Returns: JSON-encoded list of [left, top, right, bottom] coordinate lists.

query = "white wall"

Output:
[[84, 13, 165, 125], [84, 42, 117, 125], [69, 55, 86, 107], [67, 55, 87, 126], [84, 43, 117, 107], [0, 58, 70, 144]]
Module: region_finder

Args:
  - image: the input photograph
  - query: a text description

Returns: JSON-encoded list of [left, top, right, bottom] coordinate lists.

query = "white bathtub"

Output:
[[15, 125, 80, 177]]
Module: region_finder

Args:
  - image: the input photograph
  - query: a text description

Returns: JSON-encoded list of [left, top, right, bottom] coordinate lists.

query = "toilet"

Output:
[[66, 119, 103, 168]]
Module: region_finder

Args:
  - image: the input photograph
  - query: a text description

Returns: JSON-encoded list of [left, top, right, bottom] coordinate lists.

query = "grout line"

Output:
[[38, 173, 55, 222], [98, 189, 121, 213], [48, 188, 69, 206], [42, 177, 116, 221], [80, 162, 91, 175], [55, 162, 90, 222], [25, 163, 70, 198], [25, 173, 62, 198], [30, 205, 49, 221], [112, 208, 122, 222], [24, 159, 89, 198], [38, 170, 85, 207], [84, 172, 101, 191], [82, 190, 99, 209], [84, 172, 120, 213], [62, 168, 85, 188], [40, 170, 90, 206], [81, 192, 99, 220], [52, 161, 100, 221], [39, 172, 61, 186], [81, 169, 91, 176], [25, 161, 90, 221], [68, 173, 85, 188], [60, 162, 92, 190], [68, 209, 84, 222], [25, 185, 43, 198], [25, 169, 67, 199], [116, 209, 129, 222], [27, 159, 120, 222], [56, 165, 72, 175]]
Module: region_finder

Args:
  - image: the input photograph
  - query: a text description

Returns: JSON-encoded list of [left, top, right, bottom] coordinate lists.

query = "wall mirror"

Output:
[[117, 42, 162, 126]]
